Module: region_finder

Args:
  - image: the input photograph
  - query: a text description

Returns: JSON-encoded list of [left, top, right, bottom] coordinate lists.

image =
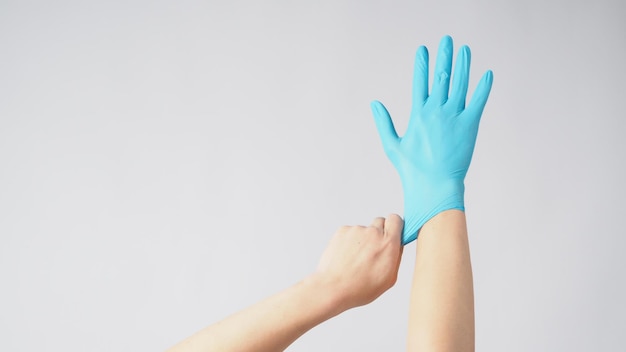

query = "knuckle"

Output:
[[366, 226, 382, 236]]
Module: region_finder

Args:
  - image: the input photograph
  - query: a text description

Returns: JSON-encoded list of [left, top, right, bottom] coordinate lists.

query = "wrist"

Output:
[[400, 177, 465, 244], [302, 273, 350, 318], [402, 174, 464, 197]]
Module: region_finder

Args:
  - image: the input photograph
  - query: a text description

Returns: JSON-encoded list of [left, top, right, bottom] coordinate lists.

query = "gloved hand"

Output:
[[371, 35, 493, 245]]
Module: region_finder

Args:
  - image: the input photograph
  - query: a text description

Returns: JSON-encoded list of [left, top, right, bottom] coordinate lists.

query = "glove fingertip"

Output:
[[370, 100, 382, 115], [481, 70, 494, 93]]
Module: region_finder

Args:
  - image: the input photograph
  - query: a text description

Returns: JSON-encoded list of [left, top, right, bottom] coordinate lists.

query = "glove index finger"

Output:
[[448, 45, 471, 112], [412, 45, 429, 106]]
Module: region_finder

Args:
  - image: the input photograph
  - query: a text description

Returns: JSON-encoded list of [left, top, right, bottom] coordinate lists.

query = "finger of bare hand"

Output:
[[369, 217, 386, 232], [384, 214, 404, 244]]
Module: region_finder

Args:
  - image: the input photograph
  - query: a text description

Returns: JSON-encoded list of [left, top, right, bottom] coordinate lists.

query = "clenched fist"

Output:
[[314, 214, 404, 311]]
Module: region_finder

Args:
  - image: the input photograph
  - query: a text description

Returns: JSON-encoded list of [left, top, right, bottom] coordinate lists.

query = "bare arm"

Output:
[[407, 210, 474, 351], [167, 275, 341, 352], [167, 215, 404, 352]]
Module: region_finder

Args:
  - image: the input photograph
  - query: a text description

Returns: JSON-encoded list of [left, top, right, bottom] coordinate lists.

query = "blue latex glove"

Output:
[[371, 35, 493, 245]]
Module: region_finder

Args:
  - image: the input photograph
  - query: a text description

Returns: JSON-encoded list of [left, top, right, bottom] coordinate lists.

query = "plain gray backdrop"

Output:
[[1, 0, 625, 351]]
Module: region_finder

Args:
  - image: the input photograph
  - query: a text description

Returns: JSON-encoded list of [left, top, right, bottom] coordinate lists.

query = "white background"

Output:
[[1, 0, 625, 351]]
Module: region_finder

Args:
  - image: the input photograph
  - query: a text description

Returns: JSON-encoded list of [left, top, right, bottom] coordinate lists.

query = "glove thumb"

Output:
[[370, 100, 399, 154]]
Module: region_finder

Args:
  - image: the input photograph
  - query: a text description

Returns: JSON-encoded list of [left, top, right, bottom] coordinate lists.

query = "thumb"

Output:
[[370, 101, 399, 152], [383, 214, 404, 245], [466, 70, 494, 127]]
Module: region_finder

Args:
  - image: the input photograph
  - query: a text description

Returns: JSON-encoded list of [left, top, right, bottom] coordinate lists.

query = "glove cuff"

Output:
[[400, 181, 465, 245]]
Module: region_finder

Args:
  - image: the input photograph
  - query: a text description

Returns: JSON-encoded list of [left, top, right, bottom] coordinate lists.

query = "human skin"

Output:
[[407, 209, 474, 352], [167, 214, 404, 352]]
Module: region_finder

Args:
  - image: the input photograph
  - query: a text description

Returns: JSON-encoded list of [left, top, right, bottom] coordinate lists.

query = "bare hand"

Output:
[[314, 214, 404, 311]]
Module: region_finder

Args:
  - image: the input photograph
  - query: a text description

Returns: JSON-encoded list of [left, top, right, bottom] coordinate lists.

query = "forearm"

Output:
[[407, 209, 474, 352], [167, 215, 404, 352], [168, 274, 342, 352]]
